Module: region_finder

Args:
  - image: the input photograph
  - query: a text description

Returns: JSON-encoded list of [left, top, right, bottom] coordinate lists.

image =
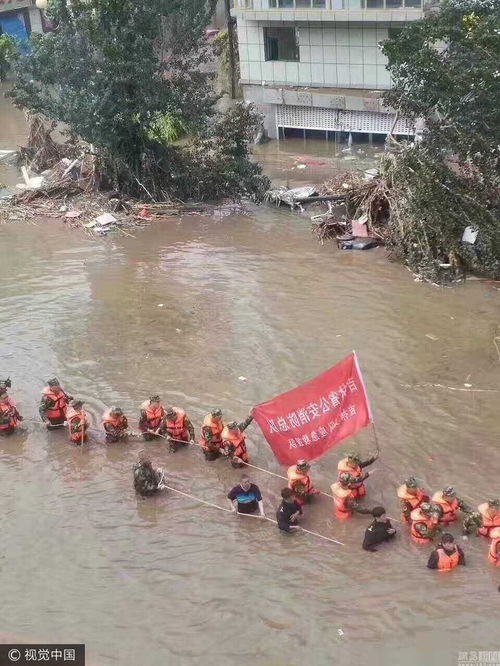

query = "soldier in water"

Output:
[[133, 453, 165, 497]]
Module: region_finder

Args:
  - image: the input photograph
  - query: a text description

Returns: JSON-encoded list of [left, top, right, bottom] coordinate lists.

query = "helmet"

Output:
[[165, 406, 177, 420], [405, 476, 418, 489], [431, 503, 443, 519], [72, 400, 84, 410], [211, 408, 222, 419], [48, 378, 60, 387], [420, 502, 432, 516], [488, 499, 500, 509], [0, 377, 11, 393], [443, 486, 456, 498], [339, 472, 351, 484], [227, 421, 238, 431], [347, 452, 361, 465], [110, 406, 123, 416], [150, 395, 161, 404], [296, 459, 310, 471]]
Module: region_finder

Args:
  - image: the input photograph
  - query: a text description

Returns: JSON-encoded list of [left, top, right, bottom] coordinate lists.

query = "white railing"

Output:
[[233, 0, 423, 8]]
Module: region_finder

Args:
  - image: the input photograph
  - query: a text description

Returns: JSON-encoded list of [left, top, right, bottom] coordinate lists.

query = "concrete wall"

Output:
[[28, 6, 44, 33], [238, 18, 392, 89]]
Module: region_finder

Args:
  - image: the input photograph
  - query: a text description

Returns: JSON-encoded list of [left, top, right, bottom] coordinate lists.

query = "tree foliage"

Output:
[[381, 0, 500, 281], [9, 0, 268, 201], [0, 35, 17, 82]]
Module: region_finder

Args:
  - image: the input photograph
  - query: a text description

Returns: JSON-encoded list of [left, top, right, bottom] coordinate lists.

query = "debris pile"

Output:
[[0, 115, 206, 235]]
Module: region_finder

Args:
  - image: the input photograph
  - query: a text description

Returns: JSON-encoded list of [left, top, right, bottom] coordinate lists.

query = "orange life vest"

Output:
[[221, 426, 249, 463], [478, 503, 500, 537], [287, 466, 313, 495], [488, 528, 500, 566], [163, 407, 188, 439], [200, 414, 224, 451], [0, 396, 18, 432], [66, 406, 89, 442], [432, 491, 459, 524], [337, 458, 366, 498], [331, 482, 354, 520], [102, 410, 127, 431], [397, 485, 427, 523], [410, 507, 436, 544], [141, 401, 165, 431], [434, 547, 460, 571], [42, 386, 69, 421]]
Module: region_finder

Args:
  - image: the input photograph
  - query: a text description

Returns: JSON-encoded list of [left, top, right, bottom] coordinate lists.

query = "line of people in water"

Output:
[[2, 378, 500, 570]]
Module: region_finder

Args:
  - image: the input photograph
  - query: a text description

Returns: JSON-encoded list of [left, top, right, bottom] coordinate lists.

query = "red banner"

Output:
[[252, 353, 372, 466]]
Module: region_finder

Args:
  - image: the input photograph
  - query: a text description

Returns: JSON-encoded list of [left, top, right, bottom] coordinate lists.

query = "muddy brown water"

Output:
[[1, 90, 500, 666]]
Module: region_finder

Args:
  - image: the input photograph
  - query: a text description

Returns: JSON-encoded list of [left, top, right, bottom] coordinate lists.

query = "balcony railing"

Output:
[[234, 0, 423, 9]]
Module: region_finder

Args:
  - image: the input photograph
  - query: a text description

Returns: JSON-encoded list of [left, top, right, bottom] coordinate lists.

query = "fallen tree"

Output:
[[376, 0, 500, 282], [9, 0, 269, 203]]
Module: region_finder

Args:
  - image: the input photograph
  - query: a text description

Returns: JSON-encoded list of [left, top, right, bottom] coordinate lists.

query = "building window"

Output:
[[268, 0, 326, 7], [264, 27, 299, 61]]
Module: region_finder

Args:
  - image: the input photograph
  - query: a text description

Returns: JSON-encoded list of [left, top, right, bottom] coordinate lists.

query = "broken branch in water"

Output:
[[401, 383, 499, 393]]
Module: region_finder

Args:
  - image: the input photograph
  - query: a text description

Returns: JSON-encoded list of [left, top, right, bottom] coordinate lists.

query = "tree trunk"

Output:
[[224, 0, 236, 99]]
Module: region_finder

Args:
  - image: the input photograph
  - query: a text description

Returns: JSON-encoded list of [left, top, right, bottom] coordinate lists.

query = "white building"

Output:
[[231, 0, 423, 139]]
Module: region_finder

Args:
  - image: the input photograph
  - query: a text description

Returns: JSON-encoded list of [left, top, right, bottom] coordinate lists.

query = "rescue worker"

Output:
[[487, 527, 500, 567], [39, 378, 73, 428], [200, 408, 225, 461], [160, 405, 195, 452], [221, 415, 253, 468], [287, 460, 320, 505], [276, 488, 302, 533], [432, 486, 471, 524], [139, 396, 165, 441], [477, 499, 500, 537], [0, 379, 22, 435], [337, 451, 378, 500], [133, 454, 164, 497], [102, 406, 129, 444], [410, 502, 441, 544], [331, 472, 370, 520], [66, 400, 89, 444], [462, 511, 483, 536], [427, 533, 465, 571], [397, 476, 429, 524], [362, 506, 397, 552], [227, 474, 264, 516]]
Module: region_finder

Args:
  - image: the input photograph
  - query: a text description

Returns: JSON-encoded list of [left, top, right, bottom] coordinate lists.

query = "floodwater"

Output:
[[1, 90, 500, 666]]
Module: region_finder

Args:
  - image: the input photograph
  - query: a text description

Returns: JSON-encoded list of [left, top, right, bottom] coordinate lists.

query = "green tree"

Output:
[[9, 0, 268, 201], [381, 0, 500, 281], [0, 35, 17, 82]]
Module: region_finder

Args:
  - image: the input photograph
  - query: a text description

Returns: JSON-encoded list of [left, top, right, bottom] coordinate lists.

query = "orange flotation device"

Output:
[[478, 503, 500, 537], [140, 400, 165, 432], [488, 527, 500, 566], [102, 409, 127, 432], [200, 414, 224, 452], [42, 386, 69, 422], [331, 482, 354, 520], [338, 458, 365, 499], [66, 406, 89, 443], [163, 407, 189, 441], [287, 465, 313, 496], [410, 507, 437, 544], [397, 484, 427, 523], [434, 547, 460, 571], [221, 426, 249, 463], [0, 396, 19, 432], [432, 491, 459, 524]]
